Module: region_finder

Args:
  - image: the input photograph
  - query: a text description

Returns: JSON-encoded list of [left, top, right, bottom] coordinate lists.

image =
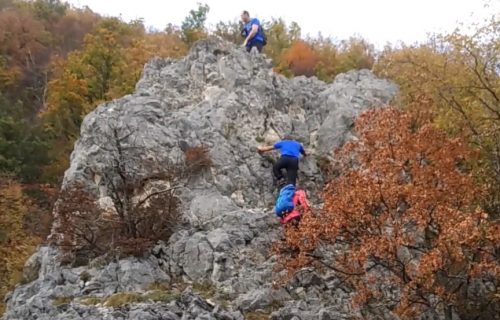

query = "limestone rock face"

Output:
[[3, 38, 398, 320]]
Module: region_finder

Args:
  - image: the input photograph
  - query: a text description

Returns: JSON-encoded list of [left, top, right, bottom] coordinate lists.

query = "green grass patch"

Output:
[[52, 296, 73, 306], [79, 296, 104, 306], [103, 292, 144, 307], [77, 289, 180, 308], [244, 310, 272, 320], [144, 290, 179, 303], [146, 281, 170, 291], [192, 281, 216, 299]]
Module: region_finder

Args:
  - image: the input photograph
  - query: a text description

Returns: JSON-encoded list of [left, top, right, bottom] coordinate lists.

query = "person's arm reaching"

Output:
[[243, 24, 259, 46], [258, 141, 282, 153], [257, 145, 274, 153], [300, 145, 307, 157]]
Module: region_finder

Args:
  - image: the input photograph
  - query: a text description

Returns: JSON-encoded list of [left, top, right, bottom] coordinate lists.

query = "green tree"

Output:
[[214, 20, 242, 44], [181, 3, 210, 45], [29, 0, 68, 22], [41, 16, 188, 181], [41, 19, 132, 180], [0, 93, 48, 181], [311, 35, 338, 82], [262, 18, 300, 66], [335, 36, 375, 74]]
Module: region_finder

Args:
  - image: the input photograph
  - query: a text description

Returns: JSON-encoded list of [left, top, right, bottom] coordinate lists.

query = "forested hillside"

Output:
[[0, 0, 498, 315]]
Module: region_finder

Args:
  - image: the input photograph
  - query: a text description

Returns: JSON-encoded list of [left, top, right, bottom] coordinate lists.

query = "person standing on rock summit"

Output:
[[240, 10, 266, 53], [257, 135, 306, 186]]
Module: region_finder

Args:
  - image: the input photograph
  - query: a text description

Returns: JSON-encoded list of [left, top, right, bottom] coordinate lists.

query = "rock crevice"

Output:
[[3, 38, 398, 320]]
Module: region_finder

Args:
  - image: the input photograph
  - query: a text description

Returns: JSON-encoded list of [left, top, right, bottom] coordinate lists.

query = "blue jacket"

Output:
[[273, 140, 306, 158], [243, 18, 265, 45]]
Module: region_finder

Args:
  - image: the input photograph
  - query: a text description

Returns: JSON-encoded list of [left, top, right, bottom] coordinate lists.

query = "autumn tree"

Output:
[[262, 19, 301, 66], [0, 8, 51, 110], [278, 108, 499, 319], [334, 36, 374, 74], [262, 28, 375, 81], [29, 0, 68, 21], [144, 31, 187, 60], [278, 40, 318, 77], [49, 7, 101, 55], [110, 31, 187, 97], [311, 35, 338, 82], [52, 126, 213, 263], [55, 177, 180, 264], [0, 1, 103, 118], [374, 16, 500, 214], [40, 18, 143, 180], [0, 178, 38, 314], [0, 1, 104, 183]]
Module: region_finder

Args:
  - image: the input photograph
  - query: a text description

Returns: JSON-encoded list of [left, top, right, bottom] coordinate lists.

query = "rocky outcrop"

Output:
[[3, 38, 398, 320]]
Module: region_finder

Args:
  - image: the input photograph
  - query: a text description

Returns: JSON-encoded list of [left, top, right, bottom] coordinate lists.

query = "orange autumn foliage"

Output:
[[0, 10, 47, 71], [279, 40, 318, 77], [278, 107, 499, 318], [0, 179, 39, 314]]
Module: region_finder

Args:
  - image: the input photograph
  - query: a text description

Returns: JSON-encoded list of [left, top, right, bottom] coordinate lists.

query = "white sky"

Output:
[[65, 0, 498, 48]]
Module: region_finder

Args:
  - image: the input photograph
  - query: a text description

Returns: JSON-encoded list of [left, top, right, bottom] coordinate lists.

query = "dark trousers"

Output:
[[246, 42, 264, 53], [273, 156, 299, 186]]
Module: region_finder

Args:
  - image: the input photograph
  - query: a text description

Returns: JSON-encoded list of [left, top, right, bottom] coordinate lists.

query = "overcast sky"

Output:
[[65, 0, 498, 48]]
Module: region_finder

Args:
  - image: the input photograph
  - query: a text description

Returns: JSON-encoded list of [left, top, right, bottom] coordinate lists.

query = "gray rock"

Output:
[[182, 233, 214, 281], [3, 38, 399, 320], [22, 248, 43, 284], [235, 287, 274, 311], [22, 246, 60, 284], [188, 193, 238, 228], [114, 258, 170, 291], [294, 269, 323, 288]]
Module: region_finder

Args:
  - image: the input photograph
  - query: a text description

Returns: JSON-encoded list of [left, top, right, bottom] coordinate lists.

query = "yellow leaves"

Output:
[[147, 33, 188, 59], [262, 21, 375, 81], [0, 179, 27, 239], [373, 17, 500, 213], [39, 18, 189, 179], [312, 40, 338, 82], [0, 178, 38, 311], [0, 60, 21, 90], [334, 37, 375, 74]]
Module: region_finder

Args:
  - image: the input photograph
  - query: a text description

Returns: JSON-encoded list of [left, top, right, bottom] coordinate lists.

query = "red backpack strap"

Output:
[[292, 189, 304, 203]]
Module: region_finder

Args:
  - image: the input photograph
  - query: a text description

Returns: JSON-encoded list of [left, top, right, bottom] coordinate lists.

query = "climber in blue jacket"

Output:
[[240, 10, 266, 53], [257, 135, 307, 186]]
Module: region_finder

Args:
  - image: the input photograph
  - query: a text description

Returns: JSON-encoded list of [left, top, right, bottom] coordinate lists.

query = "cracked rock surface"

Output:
[[3, 38, 398, 320]]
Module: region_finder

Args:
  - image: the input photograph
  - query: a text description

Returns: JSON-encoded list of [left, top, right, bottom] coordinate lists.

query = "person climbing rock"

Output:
[[257, 135, 306, 186], [240, 10, 266, 53]]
